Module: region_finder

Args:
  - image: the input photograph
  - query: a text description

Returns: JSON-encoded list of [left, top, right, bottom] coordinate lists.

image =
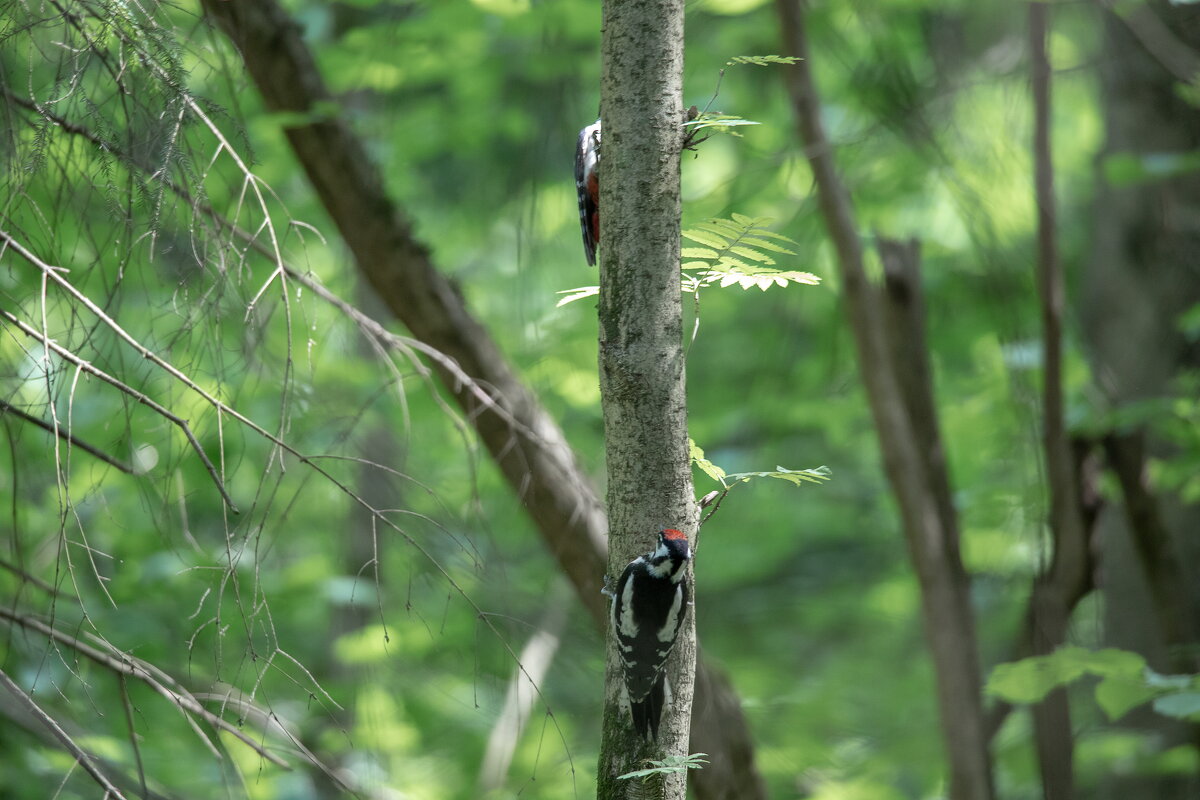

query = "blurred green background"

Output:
[[2, 0, 1198, 798]]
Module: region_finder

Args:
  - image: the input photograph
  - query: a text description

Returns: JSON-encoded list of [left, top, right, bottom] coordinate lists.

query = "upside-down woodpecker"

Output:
[[575, 119, 601, 266], [609, 528, 692, 741]]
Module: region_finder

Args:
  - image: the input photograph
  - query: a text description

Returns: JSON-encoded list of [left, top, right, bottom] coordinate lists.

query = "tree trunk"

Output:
[[594, 1, 696, 798], [199, 2, 764, 797], [1028, 6, 1083, 796], [776, 4, 995, 798], [1085, 3, 1200, 797]]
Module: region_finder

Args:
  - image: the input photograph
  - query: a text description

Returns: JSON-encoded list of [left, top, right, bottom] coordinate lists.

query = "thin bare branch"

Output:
[[0, 667, 129, 800], [0, 304, 239, 512], [1030, 5, 1085, 795], [1094, 0, 1200, 83], [0, 557, 64, 599], [0, 607, 290, 768], [0, 398, 134, 474], [478, 579, 570, 794]]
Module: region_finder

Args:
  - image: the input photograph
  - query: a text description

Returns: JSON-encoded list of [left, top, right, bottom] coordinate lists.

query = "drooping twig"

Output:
[[2, 306, 574, 782], [0, 398, 134, 474], [0, 606, 291, 768], [0, 667, 129, 799], [0, 306, 239, 513], [477, 579, 571, 794]]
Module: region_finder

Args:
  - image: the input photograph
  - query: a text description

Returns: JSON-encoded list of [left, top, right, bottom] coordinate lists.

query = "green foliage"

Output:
[[683, 112, 762, 138], [681, 215, 820, 292], [1101, 150, 1200, 187], [2, 0, 1195, 798], [556, 217, 818, 306], [726, 55, 803, 66], [987, 646, 1200, 722], [617, 752, 709, 780], [723, 464, 833, 486], [690, 439, 830, 490]]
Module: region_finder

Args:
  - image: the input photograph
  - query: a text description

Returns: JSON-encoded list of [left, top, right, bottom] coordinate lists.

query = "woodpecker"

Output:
[[609, 527, 692, 741], [575, 119, 601, 266]]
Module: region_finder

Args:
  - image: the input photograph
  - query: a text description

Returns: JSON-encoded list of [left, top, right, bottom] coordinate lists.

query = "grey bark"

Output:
[[594, 1, 697, 798], [1086, 3, 1200, 796], [199, 1, 759, 797]]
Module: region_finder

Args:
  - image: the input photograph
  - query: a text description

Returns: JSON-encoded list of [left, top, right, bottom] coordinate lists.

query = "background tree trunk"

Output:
[[777, 3, 995, 798], [200, 1, 757, 797], [1085, 3, 1200, 797], [594, 1, 696, 798]]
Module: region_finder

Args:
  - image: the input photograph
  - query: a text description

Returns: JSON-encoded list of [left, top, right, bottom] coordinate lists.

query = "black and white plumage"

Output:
[[610, 527, 692, 741], [574, 119, 601, 266]]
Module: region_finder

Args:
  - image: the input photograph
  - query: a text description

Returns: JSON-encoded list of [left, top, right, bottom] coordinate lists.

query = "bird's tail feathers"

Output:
[[630, 674, 667, 742]]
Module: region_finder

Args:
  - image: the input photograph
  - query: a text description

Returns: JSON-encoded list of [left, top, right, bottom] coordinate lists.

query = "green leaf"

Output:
[[728, 245, 774, 264], [737, 236, 796, 254], [1095, 675, 1158, 720], [682, 229, 731, 249], [1102, 150, 1200, 187], [722, 465, 832, 486], [1153, 692, 1200, 720], [987, 647, 1147, 704], [683, 114, 762, 135], [1177, 302, 1200, 342], [680, 216, 815, 293], [716, 254, 755, 269], [689, 439, 727, 484], [1144, 670, 1194, 690], [698, 218, 749, 236], [726, 55, 803, 66], [618, 753, 709, 780]]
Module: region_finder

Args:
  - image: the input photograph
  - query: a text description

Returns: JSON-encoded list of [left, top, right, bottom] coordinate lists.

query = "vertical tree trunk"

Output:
[[776, 4, 995, 798], [1085, 3, 1200, 797], [202, 3, 763, 796], [595, 1, 696, 797], [1028, 5, 1081, 798]]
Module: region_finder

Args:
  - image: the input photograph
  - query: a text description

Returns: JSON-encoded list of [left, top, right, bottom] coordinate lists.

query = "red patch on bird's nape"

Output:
[[661, 528, 686, 541]]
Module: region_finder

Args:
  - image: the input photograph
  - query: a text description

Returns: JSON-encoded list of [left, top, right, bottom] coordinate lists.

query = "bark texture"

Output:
[[1028, 6, 1085, 796], [594, 1, 697, 798], [1086, 3, 1200, 796], [777, 3, 995, 799], [199, 1, 758, 797]]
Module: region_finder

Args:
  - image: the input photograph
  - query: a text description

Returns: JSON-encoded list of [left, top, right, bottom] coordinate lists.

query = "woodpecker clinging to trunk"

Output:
[[575, 119, 601, 266], [609, 527, 692, 741]]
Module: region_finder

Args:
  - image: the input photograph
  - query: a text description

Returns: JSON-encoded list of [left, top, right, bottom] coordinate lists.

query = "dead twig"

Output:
[[0, 667, 129, 799]]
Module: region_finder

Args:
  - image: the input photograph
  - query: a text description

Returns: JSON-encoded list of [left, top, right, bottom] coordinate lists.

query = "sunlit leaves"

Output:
[[723, 465, 833, 487], [689, 439, 727, 483], [682, 214, 820, 292], [726, 55, 802, 66], [690, 439, 830, 491], [617, 753, 709, 780], [987, 646, 1200, 722], [556, 216, 818, 305], [683, 113, 762, 138]]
